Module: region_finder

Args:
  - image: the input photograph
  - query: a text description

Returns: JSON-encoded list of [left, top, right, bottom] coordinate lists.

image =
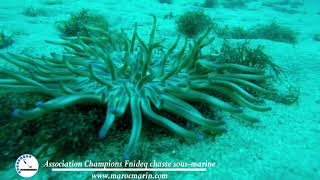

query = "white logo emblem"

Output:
[[15, 154, 39, 178]]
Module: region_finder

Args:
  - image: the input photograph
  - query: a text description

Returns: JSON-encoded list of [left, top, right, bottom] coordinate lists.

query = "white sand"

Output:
[[0, 0, 319, 179]]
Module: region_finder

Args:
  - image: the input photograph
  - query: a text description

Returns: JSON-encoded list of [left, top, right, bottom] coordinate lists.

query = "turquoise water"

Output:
[[0, 0, 319, 179]]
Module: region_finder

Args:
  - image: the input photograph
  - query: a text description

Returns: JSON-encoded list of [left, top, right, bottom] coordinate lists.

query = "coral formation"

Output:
[[0, 16, 277, 158]]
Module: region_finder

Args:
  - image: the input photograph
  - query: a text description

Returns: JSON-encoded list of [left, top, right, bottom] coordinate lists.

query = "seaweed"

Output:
[[0, 32, 13, 49], [176, 11, 213, 38], [215, 25, 250, 39], [163, 12, 174, 19], [158, 0, 172, 4], [215, 41, 283, 77], [215, 21, 298, 44], [263, 0, 304, 8], [22, 6, 48, 17], [212, 41, 299, 105], [202, 0, 219, 8], [251, 21, 297, 43], [313, 34, 320, 41], [262, 0, 303, 14], [42, 0, 64, 5], [222, 0, 246, 8], [58, 9, 109, 37], [23, 6, 40, 17], [266, 86, 300, 105]]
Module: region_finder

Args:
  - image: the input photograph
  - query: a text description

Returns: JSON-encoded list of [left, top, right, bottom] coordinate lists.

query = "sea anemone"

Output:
[[0, 16, 274, 158]]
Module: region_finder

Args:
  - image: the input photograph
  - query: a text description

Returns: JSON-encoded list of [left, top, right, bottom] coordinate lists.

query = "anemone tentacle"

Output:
[[0, 16, 275, 158]]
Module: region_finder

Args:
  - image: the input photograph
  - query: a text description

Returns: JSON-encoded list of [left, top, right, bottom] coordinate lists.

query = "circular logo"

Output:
[[15, 154, 39, 178]]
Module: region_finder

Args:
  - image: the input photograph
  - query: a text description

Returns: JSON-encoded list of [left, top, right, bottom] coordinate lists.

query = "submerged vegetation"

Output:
[[176, 11, 213, 38], [158, 0, 173, 4], [313, 34, 320, 41], [216, 41, 283, 76], [202, 0, 219, 8], [42, 0, 64, 5], [216, 21, 298, 44], [0, 32, 13, 49], [214, 41, 299, 105], [198, 0, 247, 8], [252, 21, 297, 43], [23, 6, 40, 17], [263, 0, 304, 8], [262, 0, 304, 14], [222, 0, 246, 8], [58, 9, 109, 37], [267, 85, 300, 105], [216, 26, 250, 39], [22, 6, 49, 17], [0, 14, 294, 162]]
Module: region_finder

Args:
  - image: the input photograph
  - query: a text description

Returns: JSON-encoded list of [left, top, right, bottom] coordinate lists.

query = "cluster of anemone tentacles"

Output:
[[0, 16, 274, 158]]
